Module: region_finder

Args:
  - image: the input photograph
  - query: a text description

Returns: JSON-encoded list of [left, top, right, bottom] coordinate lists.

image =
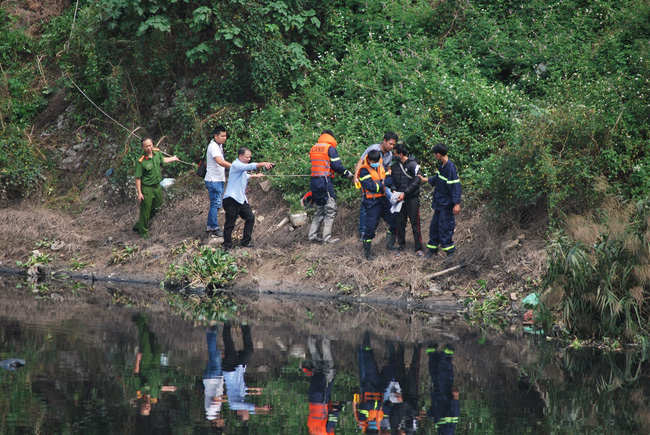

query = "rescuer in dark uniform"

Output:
[[358, 150, 397, 260], [427, 343, 459, 434], [354, 331, 385, 434], [420, 143, 461, 258]]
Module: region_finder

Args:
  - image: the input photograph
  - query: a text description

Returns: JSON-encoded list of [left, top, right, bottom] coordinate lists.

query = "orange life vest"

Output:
[[308, 403, 328, 434], [355, 408, 384, 433], [310, 133, 338, 178], [362, 392, 382, 401], [358, 156, 386, 200]]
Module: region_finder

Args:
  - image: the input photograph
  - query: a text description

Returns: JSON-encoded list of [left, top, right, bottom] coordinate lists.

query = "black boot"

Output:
[[386, 232, 397, 250], [363, 241, 375, 260], [424, 249, 438, 259]]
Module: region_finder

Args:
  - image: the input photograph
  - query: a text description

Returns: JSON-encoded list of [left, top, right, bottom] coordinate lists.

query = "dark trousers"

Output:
[[310, 177, 336, 206], [396, 343, 421, 403], [396, 196, 423, 251], [358, 348, 381, 393], [222, 197, 254, 248], [427, 208, 455, 253], [429, 351, 458, 434], [363, 197, 396, 241], [222, 323, 253, 372]]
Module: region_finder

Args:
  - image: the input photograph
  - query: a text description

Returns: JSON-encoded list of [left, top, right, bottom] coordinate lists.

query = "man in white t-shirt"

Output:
[[205, 126, 232, 237], [203, 326, 225, 427]]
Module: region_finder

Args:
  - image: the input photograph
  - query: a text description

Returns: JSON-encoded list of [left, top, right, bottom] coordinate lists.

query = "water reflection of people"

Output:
[[427, 344, 459, 434], [305, 336, 344, 434], [382, 342, 422, 434], [222, 322, 271, 422], [354, 331, 385, 434], [0, 358, 26, 370], [132, 314, 177, 416], [203, 325, 226, 427]]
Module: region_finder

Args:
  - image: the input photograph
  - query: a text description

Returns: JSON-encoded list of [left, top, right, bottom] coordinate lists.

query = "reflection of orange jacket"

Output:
[[358, 156, 386, 200], [355, 408, 384, 433], [308, 403, 335, 434], [310, 134, 338, 178], [354, 395, 384, 433]]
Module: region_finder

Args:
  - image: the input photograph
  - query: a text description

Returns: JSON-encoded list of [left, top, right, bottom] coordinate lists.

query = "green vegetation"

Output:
[[464, 279, 512, 328], [15, 250, 51, 269], [167, 292, 240, 323], [543, 197, 650, 341], [336, 282, 354, 295], [1, 0, 649, 341], [110, 244, 140, 264], [166, 245, 244, 290], [69, 255, 94, 271]]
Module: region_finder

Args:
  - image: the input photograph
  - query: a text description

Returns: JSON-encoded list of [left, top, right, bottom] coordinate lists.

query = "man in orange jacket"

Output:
[[305, 336, 343, 434], [308, 130, 354, 244]]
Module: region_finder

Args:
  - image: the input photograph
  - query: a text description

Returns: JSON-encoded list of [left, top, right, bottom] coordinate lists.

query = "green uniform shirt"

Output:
[[135, 151, 164, 186]]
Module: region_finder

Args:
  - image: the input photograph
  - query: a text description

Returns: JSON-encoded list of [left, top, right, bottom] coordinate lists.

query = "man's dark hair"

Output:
[[433, 143, 448, 156], [141, 137, 153, 146], [213, 125, 227, 136], [384, 132, 398, 142], [238, 146, 250, 156], [394, 143, 409, 156], [367, 149, 381, 162], [321, 129, 335, 138]]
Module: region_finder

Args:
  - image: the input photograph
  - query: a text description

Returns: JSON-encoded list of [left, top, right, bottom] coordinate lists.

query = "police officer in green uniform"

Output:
[[133, 137, 179, 238]]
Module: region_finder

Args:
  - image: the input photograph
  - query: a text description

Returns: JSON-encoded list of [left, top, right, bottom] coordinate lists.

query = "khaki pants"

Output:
[[308, 197, 337, 242]]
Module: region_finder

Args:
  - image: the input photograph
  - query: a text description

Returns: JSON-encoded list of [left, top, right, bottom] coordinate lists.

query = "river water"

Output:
[[0, 277, 647, 434]]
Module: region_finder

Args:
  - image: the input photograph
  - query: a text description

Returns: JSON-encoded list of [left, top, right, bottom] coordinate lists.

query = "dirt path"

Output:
[[1, 175, 547, 306]]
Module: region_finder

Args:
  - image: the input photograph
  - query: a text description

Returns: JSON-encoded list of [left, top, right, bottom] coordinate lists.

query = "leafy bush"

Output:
[[0, 128, 48, 199], [543, 198, 650, 340], [166, 246, 244, 290], [0, 9, 48, 128], [167, 292, 239, 324], [100, 0, 329, 101]]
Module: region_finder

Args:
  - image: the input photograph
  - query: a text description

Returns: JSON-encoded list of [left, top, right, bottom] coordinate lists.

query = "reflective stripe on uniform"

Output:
[[435, 417, 459, 428], [438, 174, 460, 184]]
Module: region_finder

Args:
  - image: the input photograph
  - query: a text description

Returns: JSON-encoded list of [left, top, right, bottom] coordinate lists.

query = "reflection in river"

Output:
[[1, 279, 649, 434]]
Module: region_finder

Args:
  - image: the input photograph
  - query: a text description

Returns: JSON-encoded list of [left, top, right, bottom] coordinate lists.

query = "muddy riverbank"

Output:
[[1, 176, 547, 307]]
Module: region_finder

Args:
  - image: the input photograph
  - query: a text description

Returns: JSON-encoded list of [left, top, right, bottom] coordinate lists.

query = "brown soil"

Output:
[[0, 170, 548, 307], [4, 1, 70, 36]]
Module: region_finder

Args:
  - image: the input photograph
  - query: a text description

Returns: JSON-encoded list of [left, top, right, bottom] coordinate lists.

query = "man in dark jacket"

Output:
[[427, 343, 459, 434], [420, 143, 461, 258], [390, 143, 424, 256]]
